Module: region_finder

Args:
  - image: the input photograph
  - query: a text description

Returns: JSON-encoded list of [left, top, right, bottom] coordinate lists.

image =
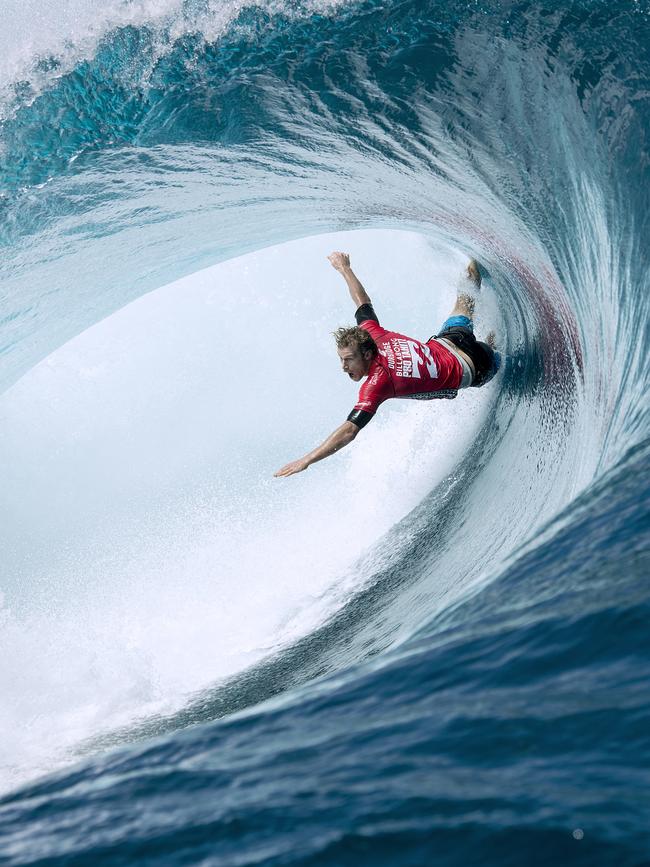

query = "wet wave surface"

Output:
[[0, 0, 648, 863]]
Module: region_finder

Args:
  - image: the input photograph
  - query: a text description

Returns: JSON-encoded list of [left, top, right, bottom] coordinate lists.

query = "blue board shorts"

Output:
[[432, 315, 501, 387]]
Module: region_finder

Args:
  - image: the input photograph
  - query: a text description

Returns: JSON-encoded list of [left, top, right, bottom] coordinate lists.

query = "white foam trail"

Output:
[[0, 229, 496, 792]]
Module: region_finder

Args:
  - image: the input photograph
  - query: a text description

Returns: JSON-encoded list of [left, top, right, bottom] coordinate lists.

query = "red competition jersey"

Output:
[[354, 319, 462, 415]]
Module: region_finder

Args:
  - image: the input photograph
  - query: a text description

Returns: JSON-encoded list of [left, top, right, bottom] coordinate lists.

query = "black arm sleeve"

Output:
[[347, 408, 374, 429], [355, 303, 379, 325]]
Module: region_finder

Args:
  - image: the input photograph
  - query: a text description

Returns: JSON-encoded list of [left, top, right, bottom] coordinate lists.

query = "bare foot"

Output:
[[466, 259, 481, 289]]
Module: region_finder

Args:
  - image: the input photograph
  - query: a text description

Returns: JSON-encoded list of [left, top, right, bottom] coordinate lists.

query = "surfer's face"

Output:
[[337, 345, 372, 381]]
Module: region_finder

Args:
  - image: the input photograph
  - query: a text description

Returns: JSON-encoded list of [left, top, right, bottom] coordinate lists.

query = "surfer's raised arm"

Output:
[[274, 420, 359, 478], [327, 251, 372, 309]]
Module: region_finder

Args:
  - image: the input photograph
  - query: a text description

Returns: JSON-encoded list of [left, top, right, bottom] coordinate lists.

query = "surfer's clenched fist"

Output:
[[327, 251, 350, 272]]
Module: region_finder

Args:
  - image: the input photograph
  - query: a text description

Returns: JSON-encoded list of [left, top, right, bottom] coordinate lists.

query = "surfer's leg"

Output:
[[449, 259, 481, 318], [449, 294, 474, 318], [428, 260, 481, 341]]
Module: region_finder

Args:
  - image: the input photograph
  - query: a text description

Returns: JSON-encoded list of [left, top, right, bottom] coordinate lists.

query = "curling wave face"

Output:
[[0, 0, 648, 860]]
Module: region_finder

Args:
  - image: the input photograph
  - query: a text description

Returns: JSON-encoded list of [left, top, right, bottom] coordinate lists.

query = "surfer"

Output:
[[274, 252, 500, 477]]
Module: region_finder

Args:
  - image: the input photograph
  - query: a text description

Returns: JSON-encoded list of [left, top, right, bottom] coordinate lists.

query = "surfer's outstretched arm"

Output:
[[328, 252, 372, 309], [274, 420, 359, 477]]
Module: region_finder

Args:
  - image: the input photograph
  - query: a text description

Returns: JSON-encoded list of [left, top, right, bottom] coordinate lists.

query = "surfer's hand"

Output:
[[274, 457, 310, 478], [328, 251, 350, 272]]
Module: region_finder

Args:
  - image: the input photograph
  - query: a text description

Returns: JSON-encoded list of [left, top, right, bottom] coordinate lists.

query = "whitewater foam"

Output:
[[0, 0, 349, 121], [0, 228, 495, 792]]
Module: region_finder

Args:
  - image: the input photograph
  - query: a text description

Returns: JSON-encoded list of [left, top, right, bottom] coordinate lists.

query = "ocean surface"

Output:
[[0, 0, 649, 864]]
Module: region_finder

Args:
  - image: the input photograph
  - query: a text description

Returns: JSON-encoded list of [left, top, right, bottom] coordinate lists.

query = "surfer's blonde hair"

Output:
[[333, 326, 377, 357]]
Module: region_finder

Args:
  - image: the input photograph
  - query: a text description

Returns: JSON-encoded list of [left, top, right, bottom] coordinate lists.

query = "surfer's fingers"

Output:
[[274, 464, 297, 477], [327, 251, 350, 268]]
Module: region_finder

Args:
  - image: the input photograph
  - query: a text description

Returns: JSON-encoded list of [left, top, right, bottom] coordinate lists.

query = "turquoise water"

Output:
[[0, 1, 648, 863]]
